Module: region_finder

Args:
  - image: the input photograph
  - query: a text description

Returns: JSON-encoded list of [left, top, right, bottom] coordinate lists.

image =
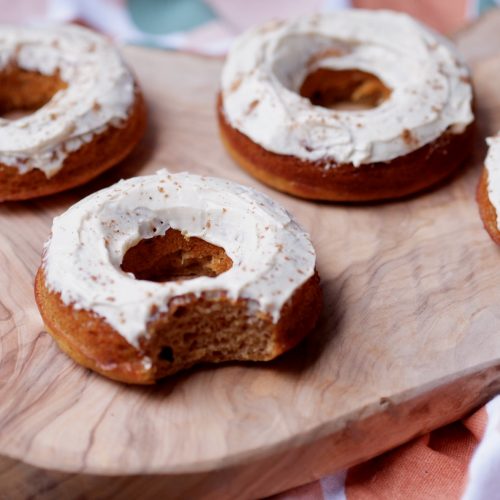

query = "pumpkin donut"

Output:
[[477, 135, 500, 245], [217, 10, 475, 202], [0, 24, 146, 202], [35, 170, 322, 384]]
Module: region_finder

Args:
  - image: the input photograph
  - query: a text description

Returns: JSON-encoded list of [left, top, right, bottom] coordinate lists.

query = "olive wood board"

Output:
[[2, 9, 500, 499]]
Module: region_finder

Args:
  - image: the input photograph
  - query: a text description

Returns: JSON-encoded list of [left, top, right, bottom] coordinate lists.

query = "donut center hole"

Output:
[[121, 228, 233, 283], [0, 66, 67, 119], [300, 68, 391, 110]]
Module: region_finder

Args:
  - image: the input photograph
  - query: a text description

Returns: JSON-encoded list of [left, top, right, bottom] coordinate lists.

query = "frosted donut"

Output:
[[477, 135, 500, 244], [218, 10, 475, 202], [35, 170, 322, 384], [0, 24, 146, 202]]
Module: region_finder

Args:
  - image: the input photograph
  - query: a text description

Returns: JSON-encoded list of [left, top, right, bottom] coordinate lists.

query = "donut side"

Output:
[[217, 94, 475, 202], [0, 86, 147, 202], [35, 268, 322, 384], [477, 169, 500, 245]]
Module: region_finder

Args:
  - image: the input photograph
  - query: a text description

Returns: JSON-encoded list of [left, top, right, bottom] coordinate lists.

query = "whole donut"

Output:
[[35, 170, 322, 384], [218, 10, 475, 202], [0, 24, 146, 202]]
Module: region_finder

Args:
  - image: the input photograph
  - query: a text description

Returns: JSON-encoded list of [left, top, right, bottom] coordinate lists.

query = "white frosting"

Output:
[[42, 170, 317, 348], [485, 135, 500, 228], [0, 24, 135, 177], [221, 10, 474, 166]]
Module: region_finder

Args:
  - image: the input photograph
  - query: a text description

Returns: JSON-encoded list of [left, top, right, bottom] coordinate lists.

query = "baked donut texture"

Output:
[[35, 170, 322, 384], [477, 136, 500, 245], [218, 10, 475, 201], [0, 25, 146, 202]]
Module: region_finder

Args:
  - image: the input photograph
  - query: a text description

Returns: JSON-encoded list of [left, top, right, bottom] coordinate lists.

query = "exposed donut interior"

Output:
[[120, 228, 297, 376]]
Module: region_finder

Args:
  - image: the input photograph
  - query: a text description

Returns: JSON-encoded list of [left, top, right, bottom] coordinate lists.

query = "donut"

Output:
[[477, 135, 500, 245], [217, 10, 475, 202], [0, 25, 146, 202], [35, 170, 322, 384]]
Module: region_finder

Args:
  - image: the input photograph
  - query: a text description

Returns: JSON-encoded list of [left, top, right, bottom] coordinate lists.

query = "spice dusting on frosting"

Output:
[[0, 24, 135, 177], [402, 129, 419, 147], [43, 170, 316, 347], [221, 10, 474, 167]]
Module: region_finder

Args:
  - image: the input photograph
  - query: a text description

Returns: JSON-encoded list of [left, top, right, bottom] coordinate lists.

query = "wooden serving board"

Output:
[[2, 10, 500, 499]]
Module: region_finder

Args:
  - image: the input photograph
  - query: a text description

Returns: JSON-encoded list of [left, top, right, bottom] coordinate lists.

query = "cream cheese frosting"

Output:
[[221, 9, 474, 166], [485, 135, 500, 228], [0, 24, 135, 177], [42, 170, 317, 348]]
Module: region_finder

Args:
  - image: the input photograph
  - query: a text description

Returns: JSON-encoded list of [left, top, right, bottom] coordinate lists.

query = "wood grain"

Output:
[[2, 10, 500, 498]]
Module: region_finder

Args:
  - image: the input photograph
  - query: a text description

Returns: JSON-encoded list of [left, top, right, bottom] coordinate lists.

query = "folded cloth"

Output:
[[272, 396, 500, 499]]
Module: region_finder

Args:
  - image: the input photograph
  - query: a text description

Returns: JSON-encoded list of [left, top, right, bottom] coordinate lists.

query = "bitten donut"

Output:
[[477, 135, 500, 245], [35, 170, 322, 384], [0, 24, 146, 202], [218, 10, 475, 202]]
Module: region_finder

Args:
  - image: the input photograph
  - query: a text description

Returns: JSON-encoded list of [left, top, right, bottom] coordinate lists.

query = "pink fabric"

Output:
[[205, 0, 335, 31], [353, 0, 470, 33], [1, 0, 48, 23]]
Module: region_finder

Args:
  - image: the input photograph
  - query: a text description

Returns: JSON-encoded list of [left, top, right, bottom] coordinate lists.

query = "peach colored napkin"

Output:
[[273, 399, 500, 499]]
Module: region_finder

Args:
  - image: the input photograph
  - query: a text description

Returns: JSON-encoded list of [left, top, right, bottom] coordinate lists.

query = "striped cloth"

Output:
[[3, 0, 500, 54], [4, 1, 500, 498]]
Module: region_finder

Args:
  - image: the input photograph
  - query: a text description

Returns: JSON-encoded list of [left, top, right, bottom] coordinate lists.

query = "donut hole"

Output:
[[121, 228, 233, 282], [0, 66, 67, 119], [300, 68, 391, 110]]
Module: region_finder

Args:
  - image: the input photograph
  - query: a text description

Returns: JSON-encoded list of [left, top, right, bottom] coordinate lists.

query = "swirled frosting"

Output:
[[221, 10, 474, 166], [42, 170, 317, 348], [0, 24, 135, 177], [485, 135, 500, 228]]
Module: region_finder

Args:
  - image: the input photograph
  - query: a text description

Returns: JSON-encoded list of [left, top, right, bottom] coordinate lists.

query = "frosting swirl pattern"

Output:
[[0, 24, 135, 177], [43, 170, 317, 347], [221, 10, 474, 166]]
